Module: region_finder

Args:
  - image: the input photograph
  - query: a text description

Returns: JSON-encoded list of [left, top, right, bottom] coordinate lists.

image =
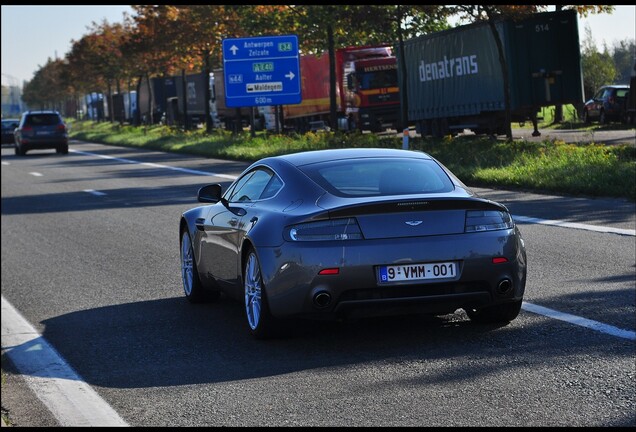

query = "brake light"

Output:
[[56, 124, 66, 132], [318, 268, 340, 275], [465, 210, 513, 232], [21, 125, 33, 132]]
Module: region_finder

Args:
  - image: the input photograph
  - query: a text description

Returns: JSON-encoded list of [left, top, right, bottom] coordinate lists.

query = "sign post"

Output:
[[222, 35, 301, 108]]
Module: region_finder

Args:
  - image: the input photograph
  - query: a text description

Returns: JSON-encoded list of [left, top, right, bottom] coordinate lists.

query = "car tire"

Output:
[[465, 299, 522, 324], [599, 110, 607, 125], [180, 230, 219, 303], [583, 109, 591, 124], [15, 144, 26, 156], [244, 247, 278, 339], [56, 144, 69, 154]]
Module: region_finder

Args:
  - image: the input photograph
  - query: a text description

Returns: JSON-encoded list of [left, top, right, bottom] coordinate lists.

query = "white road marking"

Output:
[[70, 149, 237, 179], [522, 301, 636, 341], [2, 161, 9, 165], [1, 296, 129, 426], [84, 189, 107, 196], [514, 215, 635, 237], [29, 172, 43, 177]]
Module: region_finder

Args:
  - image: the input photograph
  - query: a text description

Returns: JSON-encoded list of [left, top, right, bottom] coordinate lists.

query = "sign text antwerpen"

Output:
[[222, 35, 301, 107]]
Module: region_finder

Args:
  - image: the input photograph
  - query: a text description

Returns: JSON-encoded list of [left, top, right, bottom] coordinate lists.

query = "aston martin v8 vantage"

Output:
[[179, 148, 527, 339]]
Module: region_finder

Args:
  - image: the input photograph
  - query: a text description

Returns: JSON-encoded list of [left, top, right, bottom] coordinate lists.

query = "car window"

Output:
[[616, 89, 628, 98], [300, 158, 455, 197], [2, 121, 18, 130], [227, 167, 279, 203], [24, 114, 62, 127]]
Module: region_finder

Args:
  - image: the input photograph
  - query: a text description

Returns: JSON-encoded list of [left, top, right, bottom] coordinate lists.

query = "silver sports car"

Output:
[[180, 148, 527, 339]]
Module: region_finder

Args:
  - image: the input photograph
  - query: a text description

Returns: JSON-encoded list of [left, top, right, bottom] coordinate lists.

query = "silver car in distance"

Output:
[[179, 148, 527, 339]]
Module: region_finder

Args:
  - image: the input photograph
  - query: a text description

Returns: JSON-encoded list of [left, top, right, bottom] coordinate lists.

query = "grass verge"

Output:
[[68, 120, 635, 201]]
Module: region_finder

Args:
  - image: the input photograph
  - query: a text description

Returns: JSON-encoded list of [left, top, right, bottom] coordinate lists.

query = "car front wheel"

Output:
[[180, 230, 219, 303], [244, 248, 277, 339], [465, 299, 522, 324]]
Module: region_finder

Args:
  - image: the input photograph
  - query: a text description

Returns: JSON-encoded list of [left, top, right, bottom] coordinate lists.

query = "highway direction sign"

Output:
[[222, 35, 301, 107]]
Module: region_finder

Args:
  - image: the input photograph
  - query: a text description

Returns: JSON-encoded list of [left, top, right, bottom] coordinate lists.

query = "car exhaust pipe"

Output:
[[497, 279, 512, 295], [313, 291, 331, 308]]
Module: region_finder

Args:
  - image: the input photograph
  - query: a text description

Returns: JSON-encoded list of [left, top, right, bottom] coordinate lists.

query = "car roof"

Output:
[[271, 148, 433, 167], [600, 84, 629, 89], [24, 110, 61, 115]]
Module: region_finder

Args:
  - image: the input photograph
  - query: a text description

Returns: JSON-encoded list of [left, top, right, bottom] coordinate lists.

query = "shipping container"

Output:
[[399, 9, 584, 137], [137, 76, 176, 124]]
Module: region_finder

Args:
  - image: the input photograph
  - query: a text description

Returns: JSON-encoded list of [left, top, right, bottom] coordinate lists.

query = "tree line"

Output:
[[19, 5, 627, 133]]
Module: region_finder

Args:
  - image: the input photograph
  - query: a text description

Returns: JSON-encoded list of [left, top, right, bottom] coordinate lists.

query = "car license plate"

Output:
[[36, 131, 51, 136], [378, 261, 457, 283]]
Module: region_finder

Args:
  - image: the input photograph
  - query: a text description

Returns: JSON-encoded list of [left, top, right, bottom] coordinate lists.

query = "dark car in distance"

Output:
[[583, 84, 630, 124], [1, 118, 20, 145], [14, 110, 69, 155], [179, 148, 528, 339]]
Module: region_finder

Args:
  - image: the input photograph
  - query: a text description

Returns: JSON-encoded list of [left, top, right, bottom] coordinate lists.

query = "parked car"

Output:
[[583, 84, 630, 124], [14, 110, 69, 156], [1, 118, 20, 145], [179, 148, 527, 339]]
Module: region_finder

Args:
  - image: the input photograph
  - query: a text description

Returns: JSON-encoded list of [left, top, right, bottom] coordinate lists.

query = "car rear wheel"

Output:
[[583, 109, 591, 124], [599, 110, 608, 125], [244, 248, 277, 339], [465, 299, 522, 324], [15, 144, 26, 156], [180, 230, 219, 303], [56, 144, 68, 154]]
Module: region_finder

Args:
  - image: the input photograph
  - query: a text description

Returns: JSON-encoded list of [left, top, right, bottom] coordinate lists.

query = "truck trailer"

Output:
[[399, 9, 584, 137], [211, 69, 255, 132], [260, 45, 401, 133]]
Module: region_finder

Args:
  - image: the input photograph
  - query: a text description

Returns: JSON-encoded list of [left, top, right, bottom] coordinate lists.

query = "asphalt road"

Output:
[[1, 141, 634, 427]]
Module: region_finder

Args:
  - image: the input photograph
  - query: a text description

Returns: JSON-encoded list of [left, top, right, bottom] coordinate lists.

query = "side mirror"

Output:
[[197, 184, 223, 203]]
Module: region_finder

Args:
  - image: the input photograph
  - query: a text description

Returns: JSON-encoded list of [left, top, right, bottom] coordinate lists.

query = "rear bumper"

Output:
[[18, 136, 68, 149], [257, 228, 527, 320]]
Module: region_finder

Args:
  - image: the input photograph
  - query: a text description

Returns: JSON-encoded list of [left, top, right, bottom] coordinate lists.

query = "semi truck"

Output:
[[259, 45, 401, 133], [399, 9, 584, 137]]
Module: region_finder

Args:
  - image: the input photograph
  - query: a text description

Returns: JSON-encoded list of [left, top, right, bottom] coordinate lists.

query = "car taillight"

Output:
[[56, 124, 66, 132], [21, 126, 33, 132], [465, 210, 513, 232], [285, 218, 364, 241]]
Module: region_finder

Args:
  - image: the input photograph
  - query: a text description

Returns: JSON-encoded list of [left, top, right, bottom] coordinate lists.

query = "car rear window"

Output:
[[299, 158, 455, 197], [25, 114, 62, 126]]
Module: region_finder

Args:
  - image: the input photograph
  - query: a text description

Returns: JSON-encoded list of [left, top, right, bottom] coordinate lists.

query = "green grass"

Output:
[[68, 119, 636, 201]]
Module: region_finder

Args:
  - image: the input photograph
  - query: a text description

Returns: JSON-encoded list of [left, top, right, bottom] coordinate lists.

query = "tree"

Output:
[[580, 24, 618, 101]]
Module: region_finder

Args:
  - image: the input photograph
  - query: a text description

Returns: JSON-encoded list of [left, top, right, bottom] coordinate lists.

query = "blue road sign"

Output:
[[222, 35, 301, 107]]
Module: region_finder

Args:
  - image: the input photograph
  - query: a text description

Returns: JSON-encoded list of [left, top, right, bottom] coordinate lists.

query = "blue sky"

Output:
[[2, 5, 635, 86]]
